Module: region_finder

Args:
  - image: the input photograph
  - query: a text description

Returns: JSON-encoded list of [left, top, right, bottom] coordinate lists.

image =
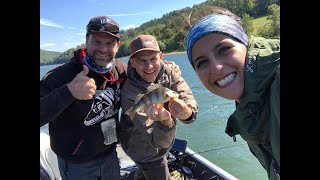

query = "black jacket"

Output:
[[40, 49, 127, 163]]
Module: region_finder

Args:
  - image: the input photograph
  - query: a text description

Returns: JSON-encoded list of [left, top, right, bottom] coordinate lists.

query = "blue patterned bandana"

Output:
[[186, 14, 248, 68], [83, 52, 115, 74]]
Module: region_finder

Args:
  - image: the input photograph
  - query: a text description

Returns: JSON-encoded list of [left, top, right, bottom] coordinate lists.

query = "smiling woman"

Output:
[[191, 33, 247, 101], [186, 7, 280, 180]]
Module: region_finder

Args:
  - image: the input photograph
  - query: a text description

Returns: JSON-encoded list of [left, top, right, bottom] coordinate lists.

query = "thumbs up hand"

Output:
[[67, 65, 97, 100]]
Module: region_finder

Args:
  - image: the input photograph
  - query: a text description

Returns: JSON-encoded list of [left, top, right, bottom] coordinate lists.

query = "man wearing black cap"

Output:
[[40, 15, 127, 180]]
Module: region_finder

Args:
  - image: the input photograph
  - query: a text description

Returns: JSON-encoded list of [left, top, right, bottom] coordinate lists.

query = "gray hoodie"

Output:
[[119, 60, 198, 162]]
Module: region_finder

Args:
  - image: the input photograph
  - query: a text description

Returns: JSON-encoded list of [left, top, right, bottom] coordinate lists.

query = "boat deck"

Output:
[[117, 144, 137, 179], [41, 132, 238, 180]]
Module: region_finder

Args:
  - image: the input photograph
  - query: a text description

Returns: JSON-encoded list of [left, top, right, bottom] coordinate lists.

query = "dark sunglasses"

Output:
[[87, 22, 119, 34]]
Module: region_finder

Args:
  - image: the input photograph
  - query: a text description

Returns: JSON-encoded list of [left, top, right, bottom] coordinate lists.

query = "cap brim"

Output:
[[130, 48, 160, 58], [89, 30, 120, 39]]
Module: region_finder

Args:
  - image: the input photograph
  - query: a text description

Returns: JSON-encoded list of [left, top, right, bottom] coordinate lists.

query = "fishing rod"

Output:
[[187, 143, 247, 156], [177, 104, 217, 140], [176, 102, 245, 156]]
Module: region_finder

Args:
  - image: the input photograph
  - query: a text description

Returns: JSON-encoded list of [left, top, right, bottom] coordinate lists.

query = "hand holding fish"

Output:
[[67, 65, 97, 100], [125, 83, 179, 120], [144, 102, 174, 127], [145, 102, 171, 121], [168, 98, 193, 120]]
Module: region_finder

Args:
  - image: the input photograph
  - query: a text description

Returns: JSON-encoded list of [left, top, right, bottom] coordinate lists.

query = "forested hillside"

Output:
[[41, 0, 280, 65], [40, 49, 62, 65]]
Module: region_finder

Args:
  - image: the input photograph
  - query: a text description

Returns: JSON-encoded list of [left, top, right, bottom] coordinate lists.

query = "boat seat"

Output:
[[40, 151, 54, 180], [171, 138, 188, 154], [40, 132, 62, 180]]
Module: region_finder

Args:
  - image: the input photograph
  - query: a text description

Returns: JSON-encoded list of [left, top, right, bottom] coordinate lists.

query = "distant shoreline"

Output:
[[40, 51, 187, 66], [164, 51, 186, 55], [118, 51, 186, 58]]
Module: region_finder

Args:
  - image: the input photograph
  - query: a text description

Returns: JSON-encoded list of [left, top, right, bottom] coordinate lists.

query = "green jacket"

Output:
[[225, 36, 280, 180]]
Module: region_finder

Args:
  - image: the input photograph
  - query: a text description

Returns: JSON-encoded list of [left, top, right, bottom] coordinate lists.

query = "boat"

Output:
[[40, 131, 238, 180]]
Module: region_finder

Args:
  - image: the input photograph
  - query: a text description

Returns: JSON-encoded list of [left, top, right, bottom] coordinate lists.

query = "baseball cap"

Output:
[[86, 16, 120, 39], [130, 35, 160, 57]]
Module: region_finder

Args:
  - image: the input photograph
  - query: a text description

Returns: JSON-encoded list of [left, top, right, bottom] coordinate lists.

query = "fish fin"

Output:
[[135, 94, 145, 104], [125, 108, 136, 120], [157, 103, 164, 108], [165, 90, 179, 99], [124, 108, 132, 115], [129, 111, 136, 120], [147, 83, 164, 92]]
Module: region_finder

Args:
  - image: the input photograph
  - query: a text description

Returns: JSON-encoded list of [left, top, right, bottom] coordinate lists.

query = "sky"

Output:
[[40, 0, 208, 52]]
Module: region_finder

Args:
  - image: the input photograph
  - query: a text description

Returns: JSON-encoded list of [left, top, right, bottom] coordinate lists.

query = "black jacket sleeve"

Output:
[[40, 68, 76, 127]]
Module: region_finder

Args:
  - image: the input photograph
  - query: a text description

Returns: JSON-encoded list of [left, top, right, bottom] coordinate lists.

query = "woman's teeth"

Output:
[[217, 73, 235, 87]]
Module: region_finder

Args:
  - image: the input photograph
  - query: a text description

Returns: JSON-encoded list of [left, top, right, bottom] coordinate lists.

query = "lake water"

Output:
[[40, 53, 268, 180]]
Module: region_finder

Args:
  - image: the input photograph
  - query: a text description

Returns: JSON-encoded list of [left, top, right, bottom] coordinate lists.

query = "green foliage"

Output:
[[257, 4, 280, 38], [40, 49, 62, 65], [41, 0, 280, 65], [267, 4, 280, 38], [241, 13, 254, 36], [252, 16, 270, 35], [158, 41, 166, 52], [117, 43, 130, 58], [242, 0, 256, 15], [41, 44, 85, 65]]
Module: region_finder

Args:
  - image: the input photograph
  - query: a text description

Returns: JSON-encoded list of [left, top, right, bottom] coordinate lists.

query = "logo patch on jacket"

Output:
[[84, 85, 120, 126]]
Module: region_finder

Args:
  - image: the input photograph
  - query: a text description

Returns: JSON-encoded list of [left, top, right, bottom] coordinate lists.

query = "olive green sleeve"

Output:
[[270, 65, 280, 167]]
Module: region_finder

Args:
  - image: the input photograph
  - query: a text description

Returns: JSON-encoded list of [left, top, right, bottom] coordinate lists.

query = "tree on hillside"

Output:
[[117, 43, 130, 58], [241, 13, 254, 36], [158, 40, 166, 52], [254, 0, 279, 17], [267, 4, 280, 38], [173, 30, 188, 51], [257, 4, 280, 38], [242, 0, 256, 16], [126, 28, 136, 38], [161, 28, 174, 40]]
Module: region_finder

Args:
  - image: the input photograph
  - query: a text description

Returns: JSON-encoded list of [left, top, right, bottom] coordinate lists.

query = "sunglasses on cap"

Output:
[[87, 22, 119, 35]]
